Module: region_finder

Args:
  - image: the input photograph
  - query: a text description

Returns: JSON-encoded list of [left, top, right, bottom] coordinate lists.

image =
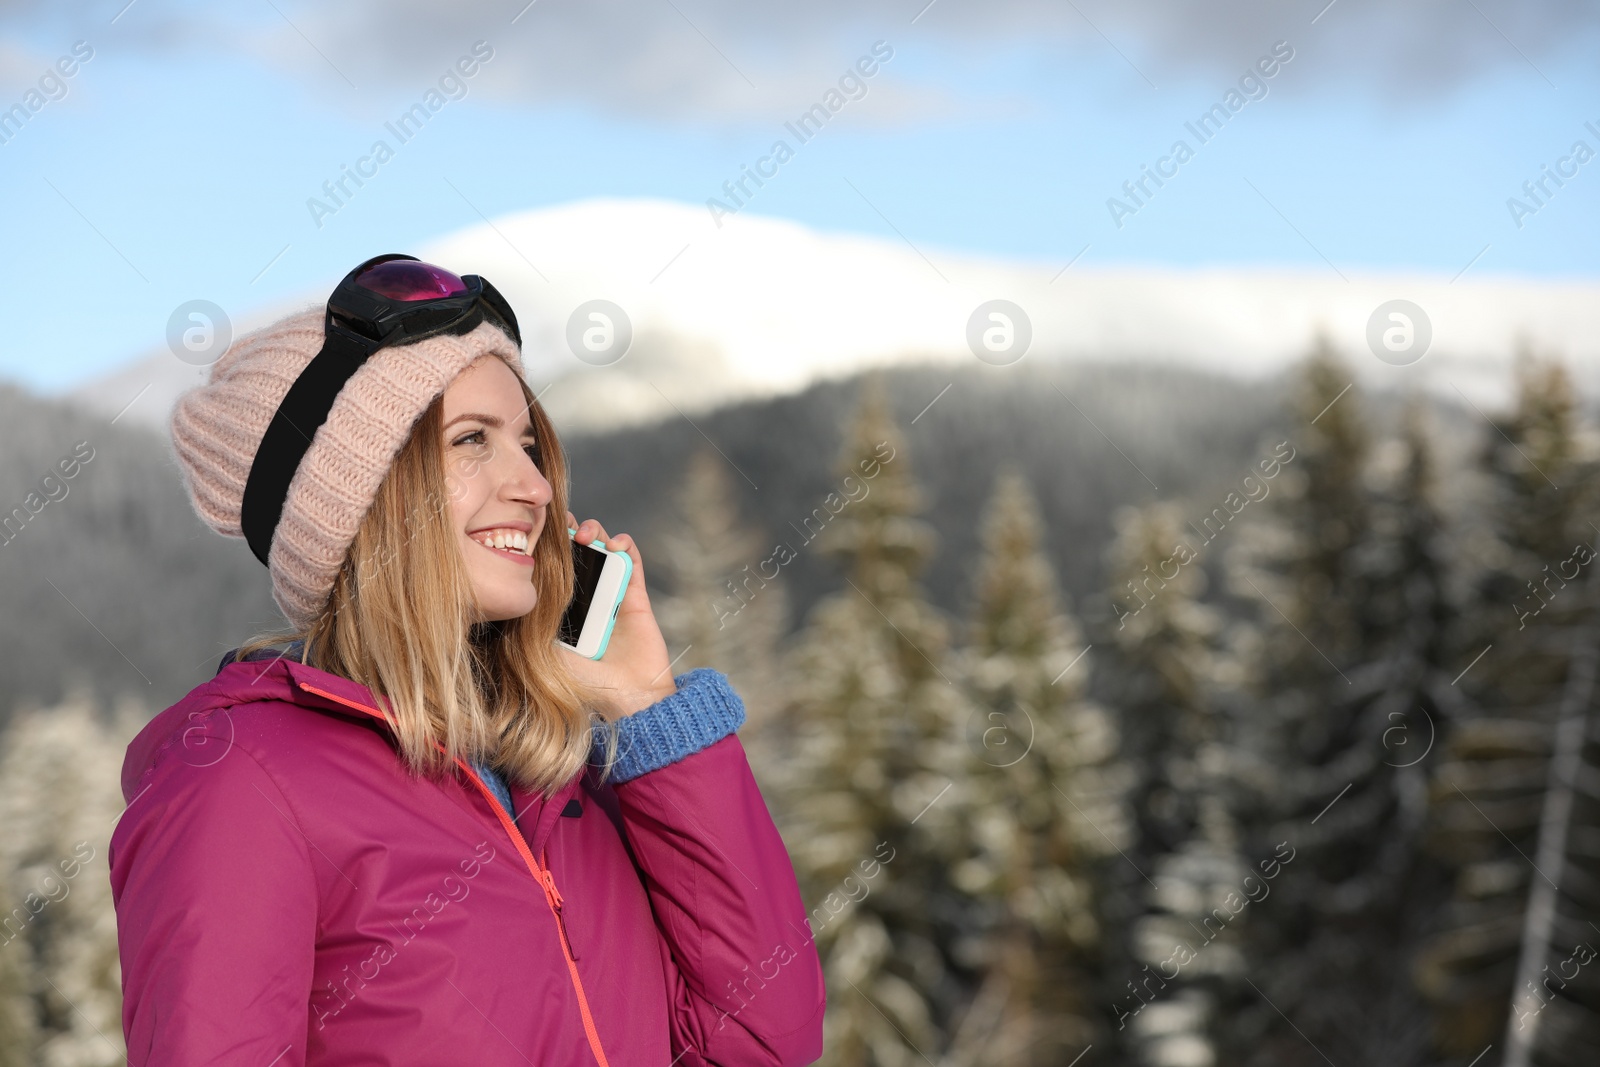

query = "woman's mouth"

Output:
[[469, 527, 537, 566]]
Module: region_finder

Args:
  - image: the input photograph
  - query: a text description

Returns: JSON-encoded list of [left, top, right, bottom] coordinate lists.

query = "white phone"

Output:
[[557, 528, 632, 660]]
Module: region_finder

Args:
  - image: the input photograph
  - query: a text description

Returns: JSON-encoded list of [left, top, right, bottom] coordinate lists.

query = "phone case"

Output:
[[566, 527, 632, 660]]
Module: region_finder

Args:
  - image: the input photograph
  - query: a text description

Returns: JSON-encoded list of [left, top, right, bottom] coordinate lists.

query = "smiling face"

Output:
[[440, 355, 553, 623]]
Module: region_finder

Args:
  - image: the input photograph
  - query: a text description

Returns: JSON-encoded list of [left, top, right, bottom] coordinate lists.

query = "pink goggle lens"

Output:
[[355, 260, 469, 302]]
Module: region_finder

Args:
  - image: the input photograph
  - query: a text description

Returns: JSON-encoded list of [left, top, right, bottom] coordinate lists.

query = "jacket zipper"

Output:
[[459, 766, 611, 1067], [538, 862, 579, 961], [296, 681, 613, 1066]]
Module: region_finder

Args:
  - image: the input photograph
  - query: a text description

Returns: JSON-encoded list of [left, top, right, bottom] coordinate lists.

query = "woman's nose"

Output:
[[502, 450, 551, 507]]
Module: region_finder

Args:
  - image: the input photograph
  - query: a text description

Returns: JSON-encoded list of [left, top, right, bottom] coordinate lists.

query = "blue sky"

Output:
[[0, 3, 1596, 393]]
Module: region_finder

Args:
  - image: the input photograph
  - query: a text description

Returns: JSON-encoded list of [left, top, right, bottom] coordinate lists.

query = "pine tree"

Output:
[[1100, 499, 1248, 1067], [1229, 349, 1455, 1066], [774, 375, 969, 1066], [0, 689, 137, 1067], [1418, 356, 1600, 1065], [1321, 402, 1454, 1065], [940, 466, 1126, 1067], [653, 446, 789, 760]]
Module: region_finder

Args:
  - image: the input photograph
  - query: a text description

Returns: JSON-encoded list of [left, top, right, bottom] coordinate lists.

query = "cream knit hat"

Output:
[[170, 303, 524, 629]]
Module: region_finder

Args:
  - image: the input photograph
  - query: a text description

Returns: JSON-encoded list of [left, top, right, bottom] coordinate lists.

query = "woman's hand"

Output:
[[559, 513, 677, 720]]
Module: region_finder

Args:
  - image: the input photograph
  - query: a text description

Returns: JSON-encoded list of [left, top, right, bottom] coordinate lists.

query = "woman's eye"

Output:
[[453, 430, 486, 447], [523, 444, 542, 465]]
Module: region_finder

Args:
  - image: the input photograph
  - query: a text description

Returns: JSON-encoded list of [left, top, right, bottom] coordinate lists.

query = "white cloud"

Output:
[[72, 198, 1600, 431], [4, 0, 1595, 119]]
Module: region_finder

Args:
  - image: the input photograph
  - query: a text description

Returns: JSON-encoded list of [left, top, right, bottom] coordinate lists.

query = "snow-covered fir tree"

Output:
[[1418, 356, 1600, 1066], [1230, 351, 1456, 1066], [0, 689, 138, 1067], [940, 465, 1127, 1067], [773, 374, 970, 1066], [652, 446, 789, 763], [1102, 500, 1249, 1067]]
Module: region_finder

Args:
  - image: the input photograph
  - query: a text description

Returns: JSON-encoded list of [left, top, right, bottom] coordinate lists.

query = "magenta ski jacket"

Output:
[[108, 651, 825, 1066]]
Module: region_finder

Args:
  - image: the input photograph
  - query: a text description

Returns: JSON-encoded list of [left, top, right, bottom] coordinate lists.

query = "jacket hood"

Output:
[[121, 645, 395, 804]]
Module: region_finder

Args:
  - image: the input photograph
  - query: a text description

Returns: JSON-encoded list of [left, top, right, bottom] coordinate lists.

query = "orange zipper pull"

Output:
[[537, 850, 564, 905], [539, 852, 579, 961], [541, 869, 564, 909]]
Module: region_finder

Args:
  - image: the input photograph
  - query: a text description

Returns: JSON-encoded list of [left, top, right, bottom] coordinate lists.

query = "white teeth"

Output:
[[474, 528, 532, 555]]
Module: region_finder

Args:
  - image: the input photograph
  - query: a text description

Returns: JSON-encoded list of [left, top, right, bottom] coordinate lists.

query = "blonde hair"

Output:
[[236, 356, 616, 796]]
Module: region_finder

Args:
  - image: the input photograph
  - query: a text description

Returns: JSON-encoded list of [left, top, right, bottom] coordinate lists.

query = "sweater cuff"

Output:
[[595, 668, 746, 783]]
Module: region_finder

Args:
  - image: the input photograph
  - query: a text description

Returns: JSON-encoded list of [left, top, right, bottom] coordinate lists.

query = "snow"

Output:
[[66, 197, 1600, 432]]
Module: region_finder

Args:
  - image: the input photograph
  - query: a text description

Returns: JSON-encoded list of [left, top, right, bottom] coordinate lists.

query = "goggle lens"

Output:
[[354, 259, 470, 301]]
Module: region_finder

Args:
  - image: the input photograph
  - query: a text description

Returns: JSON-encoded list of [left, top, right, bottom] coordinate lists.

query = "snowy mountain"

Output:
[[68, 198, 1600, 432]]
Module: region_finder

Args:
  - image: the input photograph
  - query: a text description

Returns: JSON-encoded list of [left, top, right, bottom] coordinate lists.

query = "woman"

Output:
[[108, 255, 826, 1065]]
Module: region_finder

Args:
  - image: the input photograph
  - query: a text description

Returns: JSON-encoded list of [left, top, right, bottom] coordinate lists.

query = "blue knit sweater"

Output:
[[472, 667, 747, 817], [222, 645, 746, 819]]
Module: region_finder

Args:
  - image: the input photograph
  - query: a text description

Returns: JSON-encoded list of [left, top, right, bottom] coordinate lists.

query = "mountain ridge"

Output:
[[3, 357, 1304, 720], [56, 198, 1600, 432]]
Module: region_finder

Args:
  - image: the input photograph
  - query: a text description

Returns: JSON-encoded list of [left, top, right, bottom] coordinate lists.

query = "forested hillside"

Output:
[[1, 361, 1297, 719]]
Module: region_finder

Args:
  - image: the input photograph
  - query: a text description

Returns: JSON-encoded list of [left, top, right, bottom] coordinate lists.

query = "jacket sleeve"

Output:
[[612, 670, 826, 1067], [109, 720, 320, 1066]]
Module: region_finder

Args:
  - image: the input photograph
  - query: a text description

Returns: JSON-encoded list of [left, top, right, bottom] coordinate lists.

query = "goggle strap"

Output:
[[240, 263, 522, 569], [240, 320, 373, 565], [476, 277, 522, 347]]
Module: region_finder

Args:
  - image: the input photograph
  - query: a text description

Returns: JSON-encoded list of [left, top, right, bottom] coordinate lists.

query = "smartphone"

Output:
[[557, 527, 633, 660]]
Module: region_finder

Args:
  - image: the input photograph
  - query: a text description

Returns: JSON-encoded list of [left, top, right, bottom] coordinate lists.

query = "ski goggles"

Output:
[[241, 254, 522, 565]]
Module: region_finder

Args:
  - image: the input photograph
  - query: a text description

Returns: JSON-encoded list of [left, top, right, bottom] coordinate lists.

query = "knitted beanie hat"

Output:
[[170, 303, 524, 629]]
